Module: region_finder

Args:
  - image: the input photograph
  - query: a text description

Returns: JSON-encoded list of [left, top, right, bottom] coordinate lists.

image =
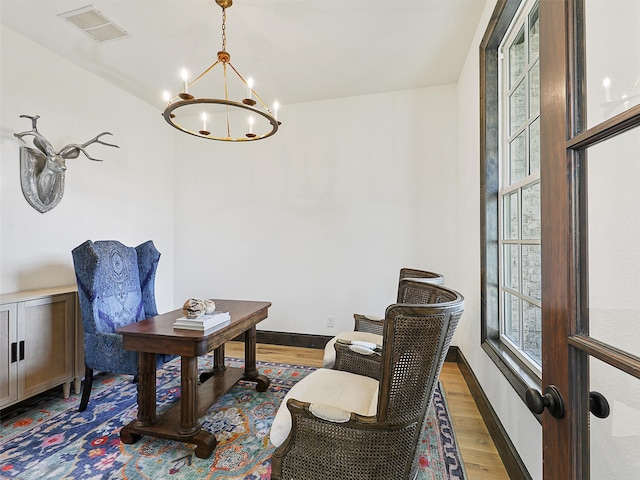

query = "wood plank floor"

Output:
[[225, 342, 510, 480]]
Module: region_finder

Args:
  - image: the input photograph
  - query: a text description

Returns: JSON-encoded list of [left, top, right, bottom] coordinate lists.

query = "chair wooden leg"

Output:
[[78, 366, 93, 412]]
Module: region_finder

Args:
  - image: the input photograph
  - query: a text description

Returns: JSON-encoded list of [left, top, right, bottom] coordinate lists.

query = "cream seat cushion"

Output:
[[270, 368, 379, 448], [322, 331, 383, 368]]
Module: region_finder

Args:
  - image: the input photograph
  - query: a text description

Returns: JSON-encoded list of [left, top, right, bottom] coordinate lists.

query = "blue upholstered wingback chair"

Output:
[[72, 240, 175, 412]]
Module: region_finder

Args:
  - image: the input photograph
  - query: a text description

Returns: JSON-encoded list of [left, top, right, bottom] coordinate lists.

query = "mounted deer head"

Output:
[[13, 115, 119, 213]]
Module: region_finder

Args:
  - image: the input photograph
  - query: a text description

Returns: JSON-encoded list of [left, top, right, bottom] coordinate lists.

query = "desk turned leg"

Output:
[[179, 356, 201, 435], [213, 344, 226, 373], [243, 326, 270, 392], [136, 352, 158, 426], [199, 345, 226, 383], [179, 355, 217, 458], [120, 352, 157, 445]]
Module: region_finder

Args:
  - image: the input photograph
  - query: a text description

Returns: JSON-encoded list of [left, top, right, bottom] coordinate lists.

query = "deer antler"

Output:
[[57, 132, 119, 161], [13, 115, 57, 157]]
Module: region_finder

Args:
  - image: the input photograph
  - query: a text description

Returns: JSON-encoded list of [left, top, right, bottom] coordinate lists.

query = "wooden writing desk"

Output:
[[118, 299, 271, 458]]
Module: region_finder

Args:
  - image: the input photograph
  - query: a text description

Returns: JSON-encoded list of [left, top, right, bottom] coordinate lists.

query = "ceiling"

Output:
[[1, 0, 486, 110]]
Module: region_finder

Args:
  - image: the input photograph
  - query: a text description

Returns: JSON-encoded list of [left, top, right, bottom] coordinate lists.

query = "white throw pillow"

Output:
[[270, 368, 379, 448], [322, 331, 383, 368]]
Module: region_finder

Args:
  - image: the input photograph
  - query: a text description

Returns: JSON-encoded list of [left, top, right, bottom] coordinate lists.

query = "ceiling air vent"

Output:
[[58, 5, 128, 42]]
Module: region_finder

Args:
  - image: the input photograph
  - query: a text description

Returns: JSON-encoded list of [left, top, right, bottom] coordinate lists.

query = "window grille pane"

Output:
[[585, 0, 640, 129], [529, 117, 540, 174], [503, 244, 520, 290], [522, 182, 540, 239], [529, 60, 540, 115], [523, 301, 542, 365], [504, 192, 519, 239], [528, 4, 539, 60], [509, 27, 526, 88], [490, 0, 543, 380], [587, 126, 640, 358], [510, 80, 527, 135], [509, 131, 527, 184], [504, 292, 521, 346], [522, 244, 541, 300]]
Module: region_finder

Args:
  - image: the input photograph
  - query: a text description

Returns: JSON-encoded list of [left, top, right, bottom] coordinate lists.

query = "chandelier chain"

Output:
[[221, 7, 227, 52]]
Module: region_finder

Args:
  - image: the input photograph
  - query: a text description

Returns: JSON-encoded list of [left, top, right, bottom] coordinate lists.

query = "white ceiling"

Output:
[[1, 0, 486, 109]]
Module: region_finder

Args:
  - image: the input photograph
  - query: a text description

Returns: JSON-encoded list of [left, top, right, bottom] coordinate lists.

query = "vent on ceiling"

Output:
[[58, 5, 128, 42]]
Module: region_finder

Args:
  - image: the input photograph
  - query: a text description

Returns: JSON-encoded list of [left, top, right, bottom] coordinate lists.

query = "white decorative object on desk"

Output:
[[204, 299, 216, 314], [182, 298, 206, 319]]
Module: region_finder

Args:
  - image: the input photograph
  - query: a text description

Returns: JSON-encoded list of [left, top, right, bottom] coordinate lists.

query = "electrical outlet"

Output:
[[326, 316, 334, 328]]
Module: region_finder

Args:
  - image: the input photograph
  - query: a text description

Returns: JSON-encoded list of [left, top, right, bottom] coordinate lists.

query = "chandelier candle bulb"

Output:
[[243, 76, 257, 106], [181, 68, 189, 93], [163, 90, 171, 103], [178, 68, 194, 100], [273, 100, 280, 122], [603, 77, 611, 102], [199, 112, 210, 136], [246, 116, 256, 138]]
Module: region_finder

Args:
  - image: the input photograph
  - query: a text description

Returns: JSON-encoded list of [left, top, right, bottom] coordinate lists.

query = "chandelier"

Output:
[[162, 0, 280, 141]]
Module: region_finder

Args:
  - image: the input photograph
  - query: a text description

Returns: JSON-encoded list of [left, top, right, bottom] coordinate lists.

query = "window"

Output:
[[499, 0, 541, 371], [481, 0, 542, 402]]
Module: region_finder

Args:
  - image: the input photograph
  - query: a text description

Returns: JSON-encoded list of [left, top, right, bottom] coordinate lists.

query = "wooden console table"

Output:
[[118, 299, 271, 458]]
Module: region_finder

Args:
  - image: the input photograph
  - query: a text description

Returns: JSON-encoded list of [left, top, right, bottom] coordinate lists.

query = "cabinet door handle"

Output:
[[19, 340, 25, 361], [11, 342, 17, 363]]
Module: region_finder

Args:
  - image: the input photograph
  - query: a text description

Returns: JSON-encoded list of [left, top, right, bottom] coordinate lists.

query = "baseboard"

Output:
[[251, 332, 464, 356], [234, 330, 332, 349], [445, 345, 459, 363], [451, 346, 532, 480]]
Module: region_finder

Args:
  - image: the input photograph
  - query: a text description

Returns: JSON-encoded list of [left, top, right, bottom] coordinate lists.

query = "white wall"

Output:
[[172, 87, 459, 335], [0, 26, 176, 312], [454, 1, 542, 478]]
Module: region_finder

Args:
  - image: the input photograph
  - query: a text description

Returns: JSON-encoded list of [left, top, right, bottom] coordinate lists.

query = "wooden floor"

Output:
[[225, 342, 510, 480]]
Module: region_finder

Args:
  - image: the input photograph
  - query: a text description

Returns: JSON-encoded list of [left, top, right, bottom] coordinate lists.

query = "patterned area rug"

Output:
[[0, 357, 465, 479]]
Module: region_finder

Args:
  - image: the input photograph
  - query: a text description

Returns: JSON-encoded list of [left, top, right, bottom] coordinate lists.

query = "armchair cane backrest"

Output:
[[396, 268, 445, 302], [378, 280, 464, 427]]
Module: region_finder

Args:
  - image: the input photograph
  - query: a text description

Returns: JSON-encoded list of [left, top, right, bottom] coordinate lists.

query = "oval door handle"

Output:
[[525, 385, 565, 418], [589, 391, 610, 418]]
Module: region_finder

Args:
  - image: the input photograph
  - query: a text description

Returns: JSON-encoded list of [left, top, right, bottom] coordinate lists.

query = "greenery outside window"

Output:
[[481, 0, 542, 403]]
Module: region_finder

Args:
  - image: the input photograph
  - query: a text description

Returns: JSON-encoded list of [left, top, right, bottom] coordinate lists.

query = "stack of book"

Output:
[[173, 311, 231, 331]]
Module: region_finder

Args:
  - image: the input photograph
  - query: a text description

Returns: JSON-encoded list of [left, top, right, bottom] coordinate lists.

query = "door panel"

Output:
[[20, 296, 74, 398], [586, 127, 640, 358], [584, 0, 640, 129], [589, 357, 640, 478]]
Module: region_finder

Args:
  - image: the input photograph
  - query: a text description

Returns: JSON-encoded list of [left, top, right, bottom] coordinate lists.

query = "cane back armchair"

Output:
[[271, 280, 464, 479], [323, 268, 444, 368]]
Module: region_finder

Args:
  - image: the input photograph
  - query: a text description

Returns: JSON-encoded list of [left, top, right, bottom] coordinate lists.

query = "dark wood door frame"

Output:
[[540, 0, 576, 476], [540, 0, 640, 477]]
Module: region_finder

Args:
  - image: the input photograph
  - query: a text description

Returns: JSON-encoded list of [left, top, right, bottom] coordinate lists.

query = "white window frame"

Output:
[[497, 0, 542, 376]]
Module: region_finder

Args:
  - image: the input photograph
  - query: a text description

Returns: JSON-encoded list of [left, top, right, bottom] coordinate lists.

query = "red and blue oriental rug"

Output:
[[0, 357, 465, 479]]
